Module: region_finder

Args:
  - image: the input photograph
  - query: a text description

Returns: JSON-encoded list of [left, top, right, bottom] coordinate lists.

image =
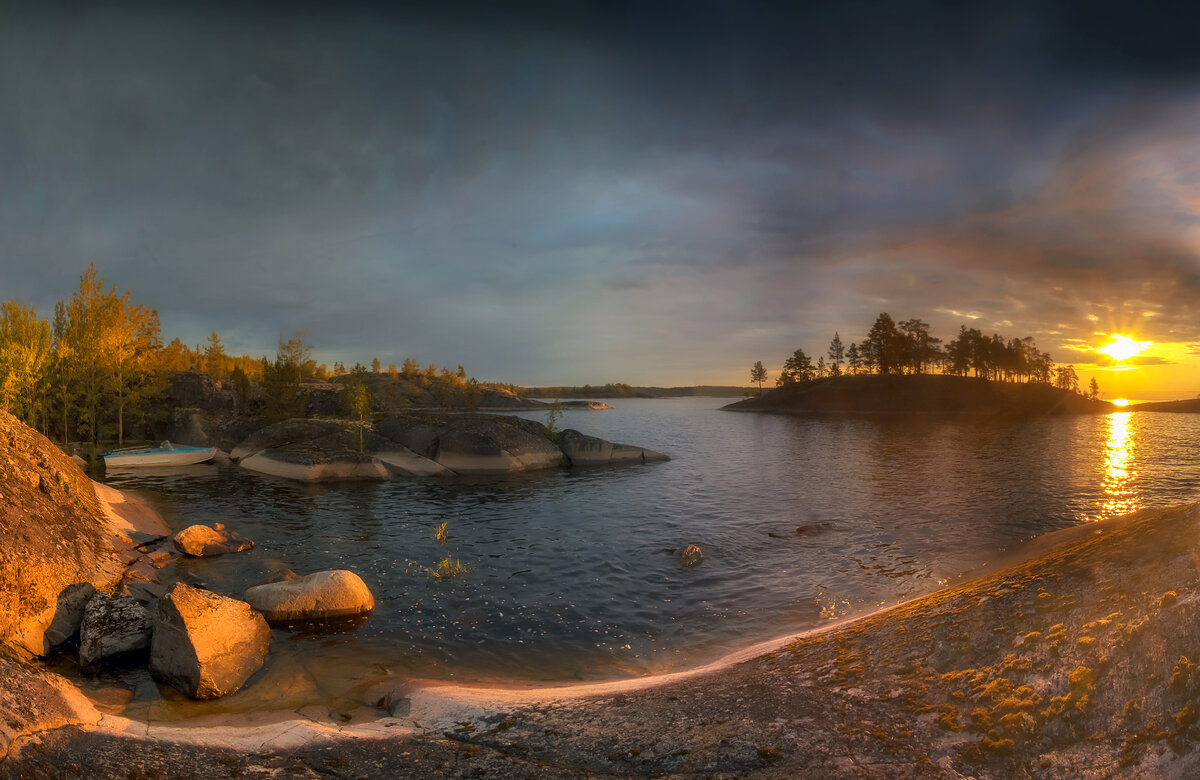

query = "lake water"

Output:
[[98, 399, 1200, 706]]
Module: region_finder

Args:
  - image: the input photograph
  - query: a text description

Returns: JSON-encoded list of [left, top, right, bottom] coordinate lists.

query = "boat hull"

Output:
[[104, 447, 218, 468]]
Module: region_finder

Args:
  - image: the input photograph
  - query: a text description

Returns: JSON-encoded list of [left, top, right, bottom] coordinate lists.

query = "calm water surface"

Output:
[[100, 400, 1200, 695]]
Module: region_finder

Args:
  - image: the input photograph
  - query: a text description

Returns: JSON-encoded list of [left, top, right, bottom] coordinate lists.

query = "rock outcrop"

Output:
[[0, 651, 101, 761], [231, 414, 667, 482], [172, 523, 254, 557], [558, 429, 669, 465], [0, 411, 132, 656], [427, 415, 567, 473], [149, 582, 270, 700], [243, 570, 375, 623]]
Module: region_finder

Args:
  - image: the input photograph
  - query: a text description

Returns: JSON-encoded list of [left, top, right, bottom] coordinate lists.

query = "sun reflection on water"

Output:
[[1100, 411, 1138, 519]]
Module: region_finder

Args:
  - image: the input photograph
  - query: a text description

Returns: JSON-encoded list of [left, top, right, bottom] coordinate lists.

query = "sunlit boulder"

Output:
[[243, 569, 375, 624], [149, 582, 269, 699], [172, 523, 254, 557]]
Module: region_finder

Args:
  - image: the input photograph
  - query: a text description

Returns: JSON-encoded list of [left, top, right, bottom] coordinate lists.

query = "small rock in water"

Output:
[[681, 544, 703, 567], [261, 568, 302, 584], [172, 523, 254, 557]]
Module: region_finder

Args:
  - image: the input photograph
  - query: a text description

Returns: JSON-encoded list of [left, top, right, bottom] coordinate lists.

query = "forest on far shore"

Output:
[[0, 265, 515, 448]]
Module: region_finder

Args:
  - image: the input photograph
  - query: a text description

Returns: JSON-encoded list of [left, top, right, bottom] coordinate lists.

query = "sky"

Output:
[[2, 1, 1200, 399]]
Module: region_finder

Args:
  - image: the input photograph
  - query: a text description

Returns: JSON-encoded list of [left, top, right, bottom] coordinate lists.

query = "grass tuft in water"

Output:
[[430, 556, 469, 579], [435, 522, 448, 544]]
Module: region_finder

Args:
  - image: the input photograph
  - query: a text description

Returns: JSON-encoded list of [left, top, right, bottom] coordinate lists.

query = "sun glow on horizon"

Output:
[[1112, 398, 1130, 406], [1098, 334, 1151, 363]]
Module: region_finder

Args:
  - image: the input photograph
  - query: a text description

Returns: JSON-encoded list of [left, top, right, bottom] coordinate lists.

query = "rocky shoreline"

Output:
[[227, 413, 668, 482], [7, 409, 1200, 777], [6, 501, 1200, 777]]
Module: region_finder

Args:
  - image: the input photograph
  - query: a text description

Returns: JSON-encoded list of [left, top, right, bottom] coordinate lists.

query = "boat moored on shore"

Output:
[[103, 441, 218, 468]]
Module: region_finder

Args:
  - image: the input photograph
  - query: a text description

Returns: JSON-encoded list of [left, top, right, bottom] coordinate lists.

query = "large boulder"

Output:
[[432, 415, 567, 473], [239, 450, 392, 481], [149, 582, 270, 700], [243, 569, 375, 623], [230, 419, 344, 461], [78, 594, 152, 666], [559, 429, 670, 466], [0, 411, 133, 656], [172, 523, 254, 557]]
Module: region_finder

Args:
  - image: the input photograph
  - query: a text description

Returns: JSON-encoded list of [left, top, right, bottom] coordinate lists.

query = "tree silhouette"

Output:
[[750, 361, 767, 394], [779, 348, 814, 385], [827, 333, 845, 376], [846, 343, 862, 374], [1054, 365, 1079, 393]]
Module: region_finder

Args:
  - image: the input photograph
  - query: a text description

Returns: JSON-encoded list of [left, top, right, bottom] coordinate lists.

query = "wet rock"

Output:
[[78, 594, 152, 666], [681, 544, 703, 567], [149, 582, 269, 699], [172, 524, 254, 557], [559, 429, 669, 466], [42, 583, 97, 650], [144, 549, 172, 567], [121, 580, 167, 604], [244, 570, 375, 623]]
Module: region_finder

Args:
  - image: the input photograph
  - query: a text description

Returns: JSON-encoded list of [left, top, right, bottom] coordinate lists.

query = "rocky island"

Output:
[[724, 374, 1116, 416]]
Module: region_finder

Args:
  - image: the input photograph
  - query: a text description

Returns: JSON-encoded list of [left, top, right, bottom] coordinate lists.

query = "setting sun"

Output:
[[1098, 335, 1150, 363]]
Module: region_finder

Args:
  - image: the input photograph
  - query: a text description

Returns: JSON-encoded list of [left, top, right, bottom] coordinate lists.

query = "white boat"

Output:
[[103, 441, 218, 468]]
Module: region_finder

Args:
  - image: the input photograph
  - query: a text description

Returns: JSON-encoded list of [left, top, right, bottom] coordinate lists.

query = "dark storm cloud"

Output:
[[2, 1, 1200, 382]]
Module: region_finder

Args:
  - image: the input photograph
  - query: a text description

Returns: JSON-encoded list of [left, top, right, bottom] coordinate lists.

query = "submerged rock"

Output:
[[260, 568, 301, 584], [149, 582, 269, 700], [244, 569, 375, 624], [172, 524, 254, 557], [78, 594, 152, 667]]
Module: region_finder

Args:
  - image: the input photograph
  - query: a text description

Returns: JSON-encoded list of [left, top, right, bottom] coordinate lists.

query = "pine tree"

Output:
[[750, 361, 767, 394], [828, 333, 845, 376], [204, 331, 226, 382]]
